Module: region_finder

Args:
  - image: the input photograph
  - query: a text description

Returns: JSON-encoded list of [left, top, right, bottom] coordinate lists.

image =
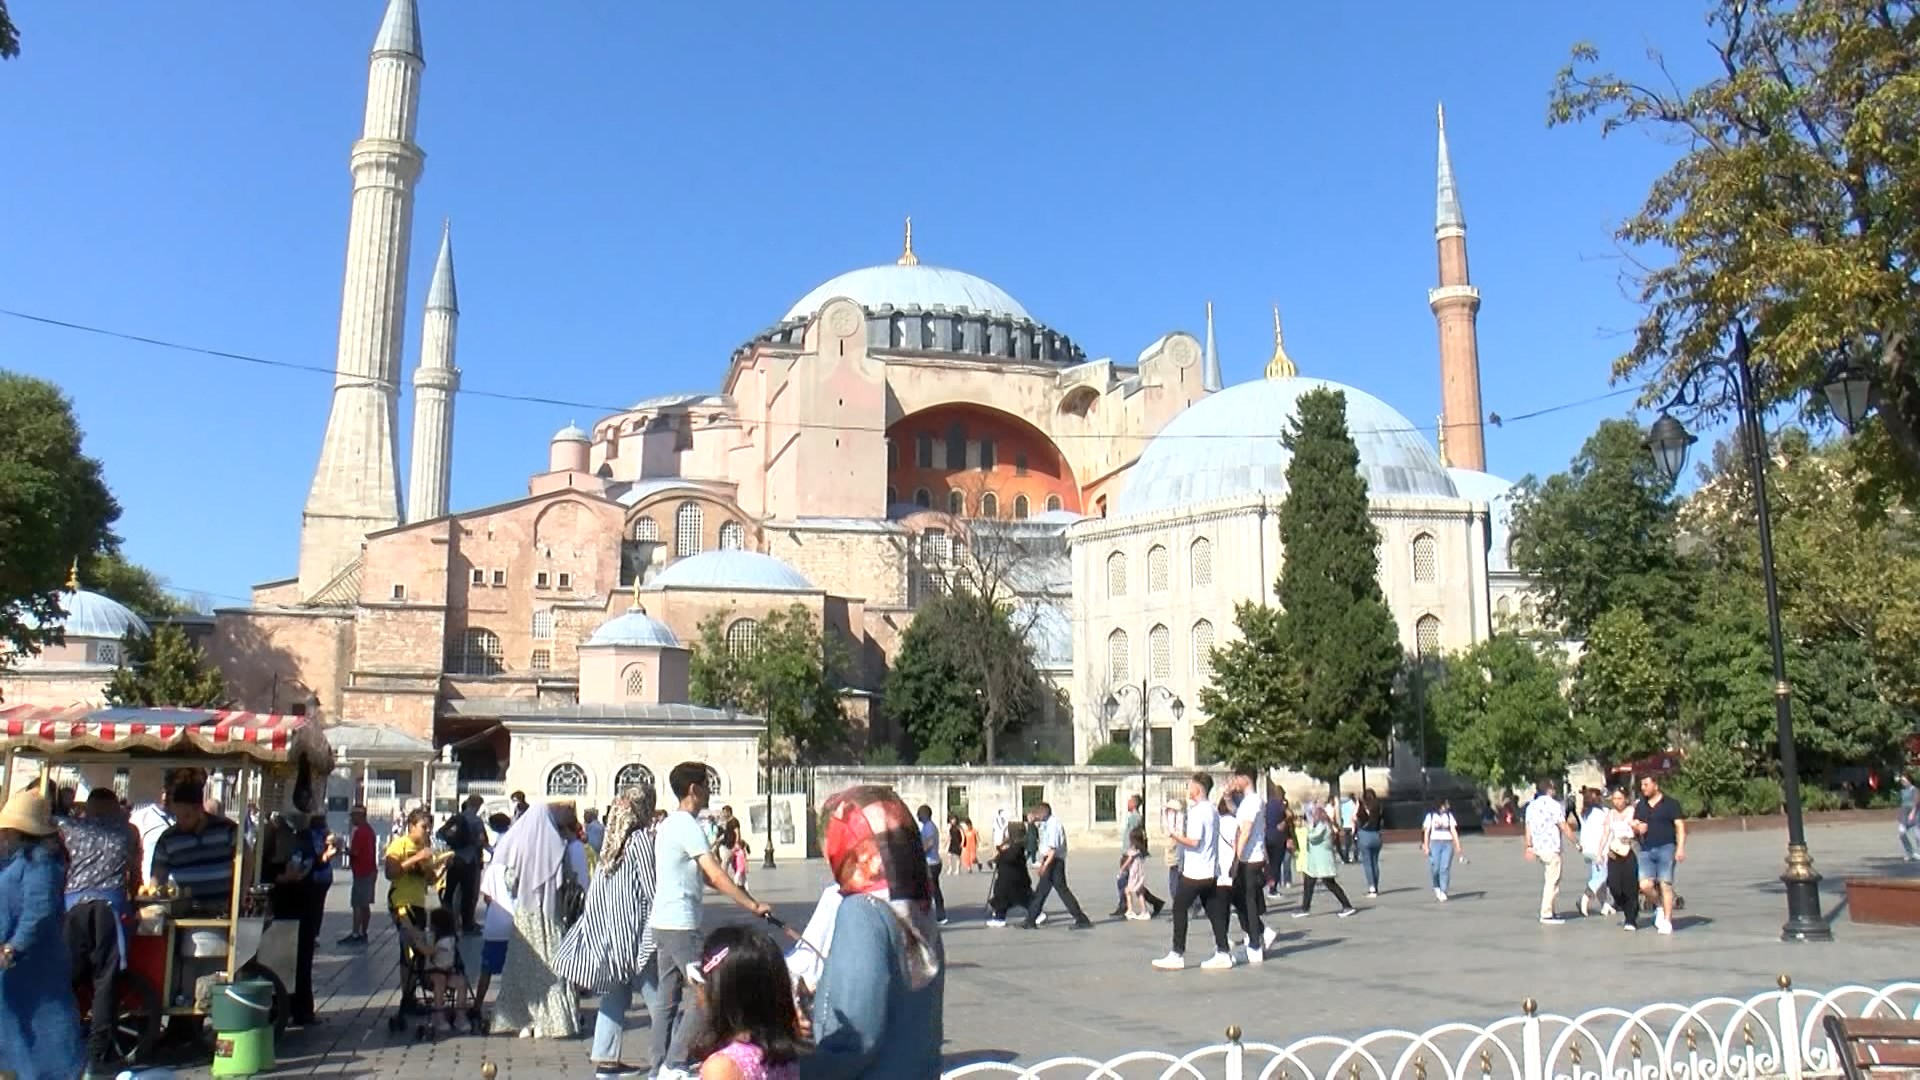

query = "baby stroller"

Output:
[[387, 907, 478, 1039]]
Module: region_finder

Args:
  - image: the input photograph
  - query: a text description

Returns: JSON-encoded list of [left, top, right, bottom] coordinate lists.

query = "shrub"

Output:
[[1800, 786, 1844, 813], [1672, 742, 1745, 816], [862, 744, 902, 767], [914, 744, 958, 767], [1086, 743, 1142, 767], [1734, 777, 1783, 816]]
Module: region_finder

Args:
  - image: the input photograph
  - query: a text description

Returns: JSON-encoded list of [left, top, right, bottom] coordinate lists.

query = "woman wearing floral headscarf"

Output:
[[801, 786, 945, 1079], [489, 802, 582, 1038], [554, 784, 661, 1077]]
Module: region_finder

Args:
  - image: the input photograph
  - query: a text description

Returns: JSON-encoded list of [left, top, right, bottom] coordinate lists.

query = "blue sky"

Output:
[[1, 0, 1716, 605]]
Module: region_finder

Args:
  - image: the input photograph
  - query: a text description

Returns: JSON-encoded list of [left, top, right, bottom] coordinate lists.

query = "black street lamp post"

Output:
[[1103, 681, 1186, 817], [1643, 323, 1872, 943]]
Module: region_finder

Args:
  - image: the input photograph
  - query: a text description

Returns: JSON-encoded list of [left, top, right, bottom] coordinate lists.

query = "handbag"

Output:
[[555, 850, 586, 930]]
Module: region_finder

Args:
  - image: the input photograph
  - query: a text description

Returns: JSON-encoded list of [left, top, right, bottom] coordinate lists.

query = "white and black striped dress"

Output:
[[552, 829, 656, 991]]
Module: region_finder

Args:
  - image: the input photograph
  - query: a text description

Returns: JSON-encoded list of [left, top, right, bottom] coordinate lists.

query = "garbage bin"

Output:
[[209, 978, 275, 1077]]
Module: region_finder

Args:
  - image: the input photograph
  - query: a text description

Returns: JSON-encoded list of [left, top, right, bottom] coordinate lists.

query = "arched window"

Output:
[[718, 520, 745, 551], [531, 610, 554, 640], [615, 764, 654, 798], [449, 628, 503, 676], [1412, 533, 1438, 583], [546, 763, 588, 798], [1192, 619, 1216, 680], [1107, 628, 1131, 685], [1495, 595, 1513, 618], [1106, 552, 1128, 598], [675, 502, 704, 557], [886, 486, 898, 506], [623, 665, 646, 698], [1045, 494, 1063, 512], [727, 618, 761, 657], [1415, 614, 1442, 658], [1147, 545, 1169, 592], [1013, 494, 1030, 519], [705, 766, 723, 795], [1190, 538, 1213, 587], [913, 488, 932, 508], [1148, 624, 1171, 680], [633, 518, 658, 542], [981, 492, 999, 518], [948, 490, 965, 516]]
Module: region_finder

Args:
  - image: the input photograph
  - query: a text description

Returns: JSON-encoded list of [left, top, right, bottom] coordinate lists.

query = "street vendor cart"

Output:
[[0, 704, 335, 1067]]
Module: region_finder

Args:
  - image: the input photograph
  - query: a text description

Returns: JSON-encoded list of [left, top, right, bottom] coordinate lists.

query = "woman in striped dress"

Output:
[[553, 788, 659, 1076]]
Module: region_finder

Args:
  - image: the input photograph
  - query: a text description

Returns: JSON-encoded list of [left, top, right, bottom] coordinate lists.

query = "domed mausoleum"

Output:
[[0, 567, 152, 708]]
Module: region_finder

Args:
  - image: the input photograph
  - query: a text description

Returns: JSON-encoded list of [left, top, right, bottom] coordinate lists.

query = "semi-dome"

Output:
[[1446, 467, 1519, 573], [584, 607, 681, 649], [25, 588, 150, 641], [783, 264, 1032, 323], [1120, 377, 1458, 516], [648, 551, 814, 592]]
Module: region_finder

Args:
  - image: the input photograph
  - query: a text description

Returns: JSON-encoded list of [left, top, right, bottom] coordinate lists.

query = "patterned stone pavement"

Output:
[[150, 819, 1916, 1078]]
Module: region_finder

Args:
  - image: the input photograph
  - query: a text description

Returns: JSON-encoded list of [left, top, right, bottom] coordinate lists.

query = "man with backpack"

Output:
[[437, 794, 488, 934]]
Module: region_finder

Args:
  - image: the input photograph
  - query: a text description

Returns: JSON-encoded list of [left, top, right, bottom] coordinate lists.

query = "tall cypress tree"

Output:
[[1274, 388, 1404, 791]]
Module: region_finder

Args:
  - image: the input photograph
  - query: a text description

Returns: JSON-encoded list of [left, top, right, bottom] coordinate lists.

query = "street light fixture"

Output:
[[1642, 323, 1876, 942], [1103, 681, 1186, 819]]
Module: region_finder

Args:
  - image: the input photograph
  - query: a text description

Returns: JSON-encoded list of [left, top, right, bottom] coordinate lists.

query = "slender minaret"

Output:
[[1202, 301, 1223, 392], [298, 0, 426, 597], [1429, 102, 1487, 471], [407, 220, 460, 523]]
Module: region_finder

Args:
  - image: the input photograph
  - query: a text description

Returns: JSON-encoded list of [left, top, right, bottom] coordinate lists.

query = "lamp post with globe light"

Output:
[[1641, 323, 1875, 943], [1103, 682, 1185, 825]]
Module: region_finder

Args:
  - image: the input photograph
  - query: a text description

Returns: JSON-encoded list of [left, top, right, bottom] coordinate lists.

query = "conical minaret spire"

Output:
[[407, 220, 460, 523], [1429, 102, 1486, 471], [1202, 301, 1223, 392], [299, 0, 428, 596]]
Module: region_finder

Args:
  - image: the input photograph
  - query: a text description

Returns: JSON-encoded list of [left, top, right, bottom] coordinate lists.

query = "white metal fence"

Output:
[[941, 978, 1920, 1080]]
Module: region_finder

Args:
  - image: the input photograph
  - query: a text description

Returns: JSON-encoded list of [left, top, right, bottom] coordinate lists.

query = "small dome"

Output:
[[584, 607, 681, 649], [1447, 467, 1519, 573], [1121, 376, 1457, 516], [648, 551, 814, 592], [552, 423, 589, 443], [25, 589, 150, 641], [784, 264, 1032, 323]]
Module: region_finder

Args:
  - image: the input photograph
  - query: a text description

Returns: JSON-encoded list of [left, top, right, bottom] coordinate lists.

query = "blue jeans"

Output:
[[591, 957, 659, 1065], [1428, 842, 1454, 893], [1637, 843, 1676, 883], [1585, 857, 1607, 896], [1355, 830, 1382, 891], [651, 928, 704, 1072]]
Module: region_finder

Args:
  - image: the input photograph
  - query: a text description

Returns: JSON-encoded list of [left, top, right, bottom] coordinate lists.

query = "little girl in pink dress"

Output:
[[690, 926, 804, 1080]]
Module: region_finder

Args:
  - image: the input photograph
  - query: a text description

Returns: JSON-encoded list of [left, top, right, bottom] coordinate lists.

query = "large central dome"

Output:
[[783, 263, 1032, 322], [1121, 376, 1458, 516]]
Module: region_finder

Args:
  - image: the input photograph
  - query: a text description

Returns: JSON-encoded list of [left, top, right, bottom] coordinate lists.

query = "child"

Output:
[[688, 926, 805, 1080], [422, 906, 473, 1034], [732, 837, 751, 889], [987, 820, 1033, 928], [1121, 825, 1149, 919]]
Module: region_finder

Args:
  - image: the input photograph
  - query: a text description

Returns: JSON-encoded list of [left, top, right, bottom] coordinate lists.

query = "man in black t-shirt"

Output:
[[1631, 775, 1687, 934]]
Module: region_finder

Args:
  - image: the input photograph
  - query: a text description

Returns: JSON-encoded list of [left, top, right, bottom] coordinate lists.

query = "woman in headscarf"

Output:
[[553, 784, 660, 1076], [800, 786, 944, 1079], [488, 802, 582, 1038], [0, 788, 84, 1080]]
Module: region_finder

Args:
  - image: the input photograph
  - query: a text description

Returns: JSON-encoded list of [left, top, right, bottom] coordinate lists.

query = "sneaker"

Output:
[[1656, 919, 1674, 936], [335, 933, 362, 946], [1602, 902, 1616, 916], [657, 1069, 696, 1080], [1540, 916, 1565, 925], [1036, 912, 1049, 926], [1148, 897, 1165, 916], [937, 917, 950, 926], [1337, 907, 1358, 918], [1262, 926, 1278, 950], [1152, 951, 1186, 971], [1579, 895, 1591, 917], [1434, 887, 1447, 901], [1291, 910, 1310, 919], [1366, 888, 1378, 898], [593, 1065, 639, 1078], [1245, 945, 1264, 965], [1070, 920, 1095, 930], [1621, 921, 1637, 932], [986, 918, 1006, 928], [1200, 952, 1235, 971], [1109, 906, 1127, 918]]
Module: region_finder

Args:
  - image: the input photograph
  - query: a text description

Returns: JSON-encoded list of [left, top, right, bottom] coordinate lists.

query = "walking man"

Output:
[[917, 804, 949, 925], [1112, 794, 1166, 918], [1022, 802, 1093, 930], [1522, 779, 1577, 925], [1898, 774, 1918, 861], [1631, 774, 1686, 934], [1227, 766, 1277, 962], [1154, 772, 1233, 971]]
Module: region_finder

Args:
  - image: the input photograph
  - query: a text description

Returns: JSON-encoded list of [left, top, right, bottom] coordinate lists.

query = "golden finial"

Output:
[[897, 216, 919, 266], [1264, 303, 1297, 379], [1436, 413, 1449, 466], [630, 574, 643, 611], [66, 558, 80, 590]]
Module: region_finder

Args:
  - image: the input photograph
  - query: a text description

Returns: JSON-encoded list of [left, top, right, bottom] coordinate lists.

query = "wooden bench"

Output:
[[1824, 1015, 1920, 1080]]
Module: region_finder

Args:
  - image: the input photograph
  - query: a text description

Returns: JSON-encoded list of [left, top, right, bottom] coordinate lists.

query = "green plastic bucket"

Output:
[[211, 1025, 274, 1076], [210, 978, 274, 1032]]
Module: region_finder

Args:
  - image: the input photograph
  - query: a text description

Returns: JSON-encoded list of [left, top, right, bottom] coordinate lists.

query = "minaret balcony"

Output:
[[1427, 284, 1481, 308]]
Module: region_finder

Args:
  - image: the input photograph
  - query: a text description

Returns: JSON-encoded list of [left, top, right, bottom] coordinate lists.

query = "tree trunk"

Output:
[[1878, 331, 1920, 482]]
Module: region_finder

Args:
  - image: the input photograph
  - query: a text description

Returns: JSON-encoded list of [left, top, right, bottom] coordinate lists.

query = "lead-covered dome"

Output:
[[585, 607, 681, 649], [784, 264, 1032, 323], [1120, 377, 1458, 516], [25, 588, 150, 641], [648, 551, 813, 592]]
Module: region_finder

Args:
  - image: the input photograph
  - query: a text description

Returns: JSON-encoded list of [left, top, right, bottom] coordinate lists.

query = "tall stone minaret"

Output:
[[298, 0, 426, 597], [407, 221, 459, 523], [1429, 102, 1487, 472], [1202, 301, 1223, 392]]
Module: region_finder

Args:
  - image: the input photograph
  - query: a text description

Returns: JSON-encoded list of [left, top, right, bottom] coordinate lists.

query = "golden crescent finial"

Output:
[[1265, 303, 1297, 379], [897, 216, 919, 266], [67, 558, 81, 590], [630, 573, 642, 611]]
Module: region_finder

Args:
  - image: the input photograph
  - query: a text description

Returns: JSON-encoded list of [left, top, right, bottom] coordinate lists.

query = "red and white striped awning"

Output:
[[0, 705, 330, 766]]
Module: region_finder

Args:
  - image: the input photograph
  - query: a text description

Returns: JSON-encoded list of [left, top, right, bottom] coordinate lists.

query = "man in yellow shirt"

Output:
[[384, 808, 444, 1017]]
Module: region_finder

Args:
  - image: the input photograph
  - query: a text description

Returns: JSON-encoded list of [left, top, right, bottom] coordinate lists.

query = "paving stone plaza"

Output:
[[166, 819, 1916, 1078]]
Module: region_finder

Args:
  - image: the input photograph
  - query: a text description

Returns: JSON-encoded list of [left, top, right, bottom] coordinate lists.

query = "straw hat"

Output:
[[0, 789, 56, 837]]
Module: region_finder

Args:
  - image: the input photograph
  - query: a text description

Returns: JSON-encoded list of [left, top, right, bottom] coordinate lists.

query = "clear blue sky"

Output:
[[1, 0, 1716, 606]]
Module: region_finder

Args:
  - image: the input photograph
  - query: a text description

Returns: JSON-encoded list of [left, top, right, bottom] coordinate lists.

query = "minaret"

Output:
[[298, 0, 426, 597], [1202, 301, 1223, 392], [1429, 102, 1487, 471], [407, 220, 459, 523]]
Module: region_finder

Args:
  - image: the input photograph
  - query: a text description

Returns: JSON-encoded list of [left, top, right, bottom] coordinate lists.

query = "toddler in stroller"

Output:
[[392, 907, 478, 1038]]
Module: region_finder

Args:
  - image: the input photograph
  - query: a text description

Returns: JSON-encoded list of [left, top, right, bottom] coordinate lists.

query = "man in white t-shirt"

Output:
[[1227, 766, 1277, 963], [1154, 772, 1234, 971], [650, 761, 771, 1080], [1523, 779, 1577, 925]]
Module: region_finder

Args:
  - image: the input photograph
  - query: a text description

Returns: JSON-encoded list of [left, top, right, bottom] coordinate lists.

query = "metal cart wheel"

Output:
[[99, 970, 164, 1066]]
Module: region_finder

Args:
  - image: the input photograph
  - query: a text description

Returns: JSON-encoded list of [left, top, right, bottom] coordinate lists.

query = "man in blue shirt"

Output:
[[916, 805, 949, 925], [1022, 802, 1092, 930]]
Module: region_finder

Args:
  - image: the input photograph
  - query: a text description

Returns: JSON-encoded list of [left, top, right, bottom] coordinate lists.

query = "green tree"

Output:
[[1571, 607, 1675, 770], [84, 552, 192, 619], [1271, 389, 1403, 789], [0, 372, 122, 659], [1195, 601, 1303, 770], [688, 604, 847, 764], [0, 1, 16, 60], [886, 591, 1044, 764], [1429, 635, 1583, 791], [103, 625, 227, 708], [1549, 1, 1920, 493], [1508, 419, 1693, 639], [1085, 742, 1141, 767]]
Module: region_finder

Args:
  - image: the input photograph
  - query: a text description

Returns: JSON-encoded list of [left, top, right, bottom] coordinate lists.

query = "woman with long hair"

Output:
[[1422, 798, 1463, 902], [687, 926, 805, 1079], [1293, 803, 1358, 918], [554, 786, 661, 1075], [0, 788, 84, 1080], [1353, 790, 1385, 897], [489, 802, 583, 1038]]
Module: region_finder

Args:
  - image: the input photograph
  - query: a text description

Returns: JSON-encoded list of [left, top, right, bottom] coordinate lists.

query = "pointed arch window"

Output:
[[1412, 533, 1438, 583], [1045, 494, 1063, 512], [1013, 494, 1030, 519], [1147, 545, 1169, 592], [1190, 538, 1213, 588], [913, 488, 932, 509], [1191, 619, 1216, 680], [1106, 552, 1128, 598], [718, 520, 745, 551], [948, 490, 965, 517], [1415, 614, 1442, 658], [1107, 628, 1131, 685], [1148, 624, 1171, 680], [981, 492, 999, 519]]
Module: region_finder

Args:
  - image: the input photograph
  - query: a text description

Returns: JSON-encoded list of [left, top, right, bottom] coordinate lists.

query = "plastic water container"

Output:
[[209, 978, 275, 1077]]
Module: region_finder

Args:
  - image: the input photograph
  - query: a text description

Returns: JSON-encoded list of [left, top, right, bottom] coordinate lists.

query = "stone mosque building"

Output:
[[173, 0, 1529, 798]]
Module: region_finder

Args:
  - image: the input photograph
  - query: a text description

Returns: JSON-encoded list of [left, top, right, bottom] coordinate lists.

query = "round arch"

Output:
[[884, 403, 1081, 517]]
